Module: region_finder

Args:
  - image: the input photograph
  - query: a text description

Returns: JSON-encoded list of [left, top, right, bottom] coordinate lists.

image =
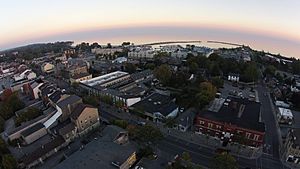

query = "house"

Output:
[[174, 108, 196, 132], [61, 60, 89, 80], [13, 69, 36, 82], [69, 72, 92, 84], [228, 73, 240, 82], [194, 97, 265, 147], [54, 125, 137, 169], [28, 82, 44, 99], [128, 47, 156, 60], [41, 62, 55, 73], [19, 136, 66, 169], [91, 47, 123, 55], [56, 95, 82, 122], [20, 123, 47, 145], [70, 104, 100, 136], [58, 122, 77, 143], [130, 93, 179, 123], [275, 101, 290, 108], [281, 129, 300, 166], [277, 107, 293, 125]]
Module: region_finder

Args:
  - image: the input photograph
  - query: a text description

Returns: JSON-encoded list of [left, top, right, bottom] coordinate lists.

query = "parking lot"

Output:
[[219, 81, 258, 101]]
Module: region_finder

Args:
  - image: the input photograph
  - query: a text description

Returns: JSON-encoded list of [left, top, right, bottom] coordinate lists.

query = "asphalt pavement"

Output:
[[158, 135, 289, 169], [257, 83, 281, 158]]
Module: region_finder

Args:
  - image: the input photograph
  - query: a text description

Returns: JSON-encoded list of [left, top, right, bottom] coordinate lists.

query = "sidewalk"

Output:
[[101, 102, 263, 159], [158, 125, 263, 160]]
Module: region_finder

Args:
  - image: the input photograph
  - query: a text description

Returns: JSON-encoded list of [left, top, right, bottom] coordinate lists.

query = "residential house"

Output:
[[174, 109, 196, 132], [28, 82, 44, 99], [20, 123, 47, 145], [41, 62, 55, 73], [54, 125, 137, 169], [70, 104, 100, 136], [13, 69, 36, 82], [58, 122, 77, 143], [56, 95, 82, 122], [228, 73, 240, 82], [69, 72, 92, 84], [281, 129, 300, 166], [277, 107, 293, 125], [19, 136, 66, 169], [130, 93, 179, 123]]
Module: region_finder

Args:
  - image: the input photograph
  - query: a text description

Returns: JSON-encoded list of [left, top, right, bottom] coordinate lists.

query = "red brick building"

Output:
[[194, 97, 265, 147]]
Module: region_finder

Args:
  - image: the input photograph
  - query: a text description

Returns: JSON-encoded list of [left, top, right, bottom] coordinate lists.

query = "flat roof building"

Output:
[[195, 96, 265, 147]]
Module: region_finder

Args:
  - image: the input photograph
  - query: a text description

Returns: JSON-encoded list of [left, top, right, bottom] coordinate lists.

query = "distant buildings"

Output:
[[128, 47, 156, 60], [13, 69, 36, 82], [41, 62, 55, 73], [91, 47, 123, 55]]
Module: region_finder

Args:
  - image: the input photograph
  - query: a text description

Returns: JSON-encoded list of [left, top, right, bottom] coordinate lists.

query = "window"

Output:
[[199, 120, 205, 125], [216, 125, 221, 129], [254, 134, 260, 141], [245, 132, 251, 139], [208, 123, 213, 128]]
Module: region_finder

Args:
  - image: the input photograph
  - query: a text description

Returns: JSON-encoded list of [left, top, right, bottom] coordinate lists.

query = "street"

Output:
[[158, 135, 289, 169], [257, 83, 281, 158]]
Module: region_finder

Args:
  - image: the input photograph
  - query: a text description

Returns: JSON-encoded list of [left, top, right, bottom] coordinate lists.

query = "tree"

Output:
[[2, 154, 17, 169], [135, 125, 163, 144], [107, 43, 112, 48], [264, 65, 276, 76], [209, 63, 221, 76], [0, 116, 5, 132], [242, 63, 259, 82], [83, 96, 99, 107], [292, 60, 300, 75], [154, 64, 172, 85], [211, 153, 238, 169], [165, 117, 176, 128], [6, 94, 25, 113], [182, 152, 191, 162], [122, 42, 131, 46], [211, 76, 224, 89], [0, 138, 9, 155], [291, 92, 300, 109], [124, 63, 137, 73], [15, 107, 42, 127], [196, 82, 217, 109], [112, 120, 128, 129]]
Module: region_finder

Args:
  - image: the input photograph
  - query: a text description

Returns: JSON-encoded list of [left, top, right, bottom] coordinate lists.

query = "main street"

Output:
[[98, 83, 287, 169], [158, 135, 288, 169], [257, 83, 281, 158]]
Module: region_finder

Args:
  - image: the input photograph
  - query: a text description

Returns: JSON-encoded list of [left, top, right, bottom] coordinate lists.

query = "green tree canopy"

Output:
[[135, 125, 163, 144], [242, 62, 259, 82], [154, 64, 172, 85], [211, 153, 238, 169], [2, 154, 17, 169]]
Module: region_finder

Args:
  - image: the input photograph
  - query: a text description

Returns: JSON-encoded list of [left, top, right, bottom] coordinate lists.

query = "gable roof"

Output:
[[21, 123, 44, 137], [20, 136, 65, 166], [70, 104, 95, 120], [57, 95, 82, 109], [131, 93, 178, 116]]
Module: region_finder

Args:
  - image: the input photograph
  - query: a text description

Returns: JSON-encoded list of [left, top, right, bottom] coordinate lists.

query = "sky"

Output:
[[0, 0, 300, 58]]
